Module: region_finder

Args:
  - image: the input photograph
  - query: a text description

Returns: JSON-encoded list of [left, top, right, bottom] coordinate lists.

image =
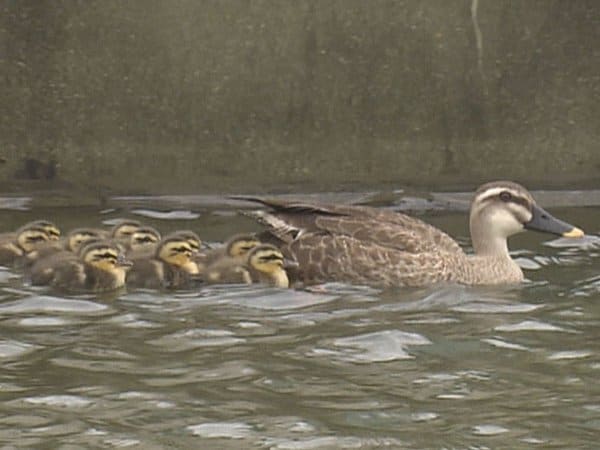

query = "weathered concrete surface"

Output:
[[1, 1, 599, 200]]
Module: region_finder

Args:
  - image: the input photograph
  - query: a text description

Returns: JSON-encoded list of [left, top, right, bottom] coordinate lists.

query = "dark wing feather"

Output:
[[234, 196, 461, 254]]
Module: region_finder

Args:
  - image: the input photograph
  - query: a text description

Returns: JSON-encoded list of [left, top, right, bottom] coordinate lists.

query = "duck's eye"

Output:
[[499, 191, 512, 202]]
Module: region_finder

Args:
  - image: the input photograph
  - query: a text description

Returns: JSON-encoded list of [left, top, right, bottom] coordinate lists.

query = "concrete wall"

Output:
[[1, 0, 599, 198]]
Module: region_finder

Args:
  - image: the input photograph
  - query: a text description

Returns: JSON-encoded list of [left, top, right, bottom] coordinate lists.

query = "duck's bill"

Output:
[[525, 204, 584, 238]]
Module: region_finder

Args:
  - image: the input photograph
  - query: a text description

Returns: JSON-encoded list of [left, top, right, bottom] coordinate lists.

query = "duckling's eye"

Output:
[[26, 235, 47, 242], [260, 254, 283, 262], [170, 246, 191, 254], [95, 252, 117, 261], [499, 191, 512, 202]]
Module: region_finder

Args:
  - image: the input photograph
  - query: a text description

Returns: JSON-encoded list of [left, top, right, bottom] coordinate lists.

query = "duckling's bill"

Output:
[[524, 204, 584, 238]]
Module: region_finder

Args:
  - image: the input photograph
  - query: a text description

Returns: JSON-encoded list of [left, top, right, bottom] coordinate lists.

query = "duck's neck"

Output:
[[464, 232, 523, 284], [467, 229, 523, 284], [471, 232, 511, 259]]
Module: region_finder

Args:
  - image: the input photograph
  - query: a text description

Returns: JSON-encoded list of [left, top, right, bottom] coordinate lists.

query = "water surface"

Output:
[[0, 193, 598, 449]]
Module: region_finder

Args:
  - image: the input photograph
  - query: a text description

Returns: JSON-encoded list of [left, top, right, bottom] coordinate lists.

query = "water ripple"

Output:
[[494, 320, 572, 333], [0, 340, 39, 358], [316, 330, 431, 363], [147, 328, 245, 351], [186, 421, 254, 439], [22, 395, 93, 408], [0, 296, 108, 314]]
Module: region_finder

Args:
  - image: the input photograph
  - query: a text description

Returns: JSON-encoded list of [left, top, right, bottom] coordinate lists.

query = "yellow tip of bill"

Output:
[[562, 227, 584, 238]]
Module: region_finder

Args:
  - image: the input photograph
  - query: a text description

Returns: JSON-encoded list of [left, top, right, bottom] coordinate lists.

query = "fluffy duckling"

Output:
[[126, 236, 200, 289], [164, 230, 201, 254], [49, 241, 132, 292], [28, 228, 105, 285], [205, 244, 292, 288], [164, 230, 203, 270], [125, 226, 162, 258], [0, 220, 61, 266], [25, 227, 105, 265], [109, 219, 142, 246], [202, 233, 261, 275]]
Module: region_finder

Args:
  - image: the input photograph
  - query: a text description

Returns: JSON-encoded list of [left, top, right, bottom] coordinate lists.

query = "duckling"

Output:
[[205, 244, 292, 288], [25, 227, 105, 265], [28, 228, 105, 285], [125, 226, 162, 258], [33, 220, 61, 241], [164, 230, 203, 269], [49, 240, 132, 292], [109, 219, 142, 246], [0, 220, 60, 266], [126, 236, 200, 289], [202, 233, 261, 275], [164, 230, 201, 252]]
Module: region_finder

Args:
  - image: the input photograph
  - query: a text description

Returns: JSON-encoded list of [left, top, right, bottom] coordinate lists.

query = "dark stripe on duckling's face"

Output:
[[25, 233, 49, 243], [91, 251, 119, 263], [186, 240, 200, 252], [169, 245, 193, 257], [258, 253, 284, 264], [134, 236, 158, 244]]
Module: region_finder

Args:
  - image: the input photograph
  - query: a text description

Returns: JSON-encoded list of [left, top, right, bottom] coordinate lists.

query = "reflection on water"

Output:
[[0, 194, 599, 448]]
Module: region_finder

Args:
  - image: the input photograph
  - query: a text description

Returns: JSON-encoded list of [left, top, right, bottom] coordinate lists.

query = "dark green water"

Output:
[[0, 192, 599, 449]]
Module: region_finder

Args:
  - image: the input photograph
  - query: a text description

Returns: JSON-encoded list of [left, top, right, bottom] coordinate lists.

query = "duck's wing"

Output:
[[234, 196, 462, 254], [286, 233, 459, 287]]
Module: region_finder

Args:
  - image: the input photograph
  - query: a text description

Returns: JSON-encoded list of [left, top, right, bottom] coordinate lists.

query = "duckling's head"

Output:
[[16, 224, 54, 252], [226, 233, 261, 258], [81, 241, 133, 274], [164, 230, 201, 254], [110, 220, 142, 242], [16, 220, 61, 245], [246, 244, 290, 288], [156, 237, 200, 274], [65, 228, 105, 253], [129, 226, 161, 252], [38, 221, 61, 241], [470, 181, 584, 254]]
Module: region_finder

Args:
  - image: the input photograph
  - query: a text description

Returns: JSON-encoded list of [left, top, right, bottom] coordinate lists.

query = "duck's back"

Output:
[[238, 197, 466, 286]]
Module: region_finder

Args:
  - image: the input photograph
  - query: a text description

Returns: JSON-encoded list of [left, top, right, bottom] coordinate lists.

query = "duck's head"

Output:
[[110, 220, 142, 242], [65, 228, 105, 253], [129, 226, 161, 252], [156, 237, 200, 274], [164, 230, 201, 254], [226, 234, 261, 258], [470, 181, 584, 254], [16, 222, 58, 252], [246, 244, 292, 288], [81, 241, 133, 274]]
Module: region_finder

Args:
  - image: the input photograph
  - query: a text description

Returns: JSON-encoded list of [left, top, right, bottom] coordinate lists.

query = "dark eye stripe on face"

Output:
[[93, 252, 118, 260], [259, 254, 284, 262], [27, 235, 47, 242], [502, 195, 530, 209], [136, 237, 156, 243]]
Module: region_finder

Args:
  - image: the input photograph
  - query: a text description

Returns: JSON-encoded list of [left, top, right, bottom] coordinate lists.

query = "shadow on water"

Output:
[[0, 190, 599, 448]]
